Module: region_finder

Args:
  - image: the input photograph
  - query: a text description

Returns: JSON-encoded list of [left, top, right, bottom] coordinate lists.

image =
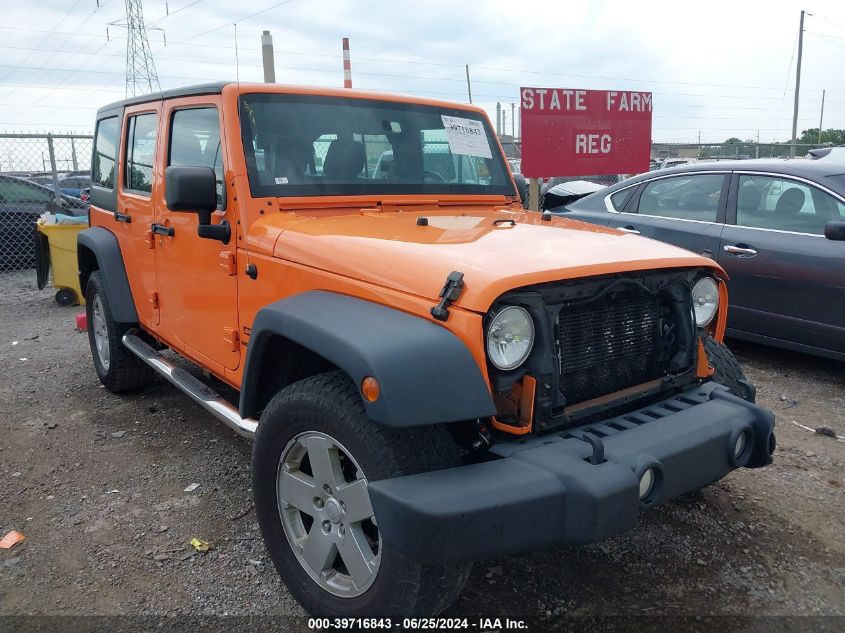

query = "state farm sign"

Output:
[[519, 87, 653, 177]]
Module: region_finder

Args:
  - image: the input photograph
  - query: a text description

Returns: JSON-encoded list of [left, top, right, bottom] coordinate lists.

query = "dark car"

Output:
[[28, 174, 91, 198], [555, 160, 845, 360], [0, 175, 87, 269]]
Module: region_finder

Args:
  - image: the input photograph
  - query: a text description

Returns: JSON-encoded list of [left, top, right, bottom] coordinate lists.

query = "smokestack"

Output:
[[342, 37, 352, 88], [496, 102, 502, 136], [261, 30, 275, 83]]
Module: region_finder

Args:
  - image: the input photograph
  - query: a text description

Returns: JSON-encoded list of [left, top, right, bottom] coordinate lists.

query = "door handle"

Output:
[[114, 211, 131, 223], [617, 225, 640, 235], [151, 223, 175, 237], [723, 244, 757, 257]]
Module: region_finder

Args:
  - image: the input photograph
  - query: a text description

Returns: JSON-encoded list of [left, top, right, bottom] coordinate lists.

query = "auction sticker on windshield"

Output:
[[441, 115, 492, 159]]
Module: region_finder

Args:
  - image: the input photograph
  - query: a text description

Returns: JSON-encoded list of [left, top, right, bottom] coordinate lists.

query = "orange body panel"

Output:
[[89, 82, 730, 421]]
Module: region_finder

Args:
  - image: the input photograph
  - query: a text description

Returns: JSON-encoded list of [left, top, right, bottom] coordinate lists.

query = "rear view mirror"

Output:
[[512, 173, 527, 205], [165, 166, 229, 243], [824, 220, 845, 241]]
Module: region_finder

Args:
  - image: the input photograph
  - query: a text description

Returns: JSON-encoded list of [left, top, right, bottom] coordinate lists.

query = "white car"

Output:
[[806, 147, 845, 162]]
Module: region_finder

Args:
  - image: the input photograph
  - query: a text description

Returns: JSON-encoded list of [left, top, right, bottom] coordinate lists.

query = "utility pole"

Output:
[[790, 10, 808, 157], [465, 65, 472, 104], [818, 89, 826, 145], [261, 30, 275, 83]]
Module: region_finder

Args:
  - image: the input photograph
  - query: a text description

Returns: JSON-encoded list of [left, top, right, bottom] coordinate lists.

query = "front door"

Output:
[[152, 98, 240, 372], [718, 172, 845, 355]]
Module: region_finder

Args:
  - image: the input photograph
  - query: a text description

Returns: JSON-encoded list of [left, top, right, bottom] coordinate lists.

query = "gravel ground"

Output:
[[1, 269, 843, 622]]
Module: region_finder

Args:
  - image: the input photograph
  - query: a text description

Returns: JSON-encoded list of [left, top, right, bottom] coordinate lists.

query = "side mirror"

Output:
[[824, 220, 845, 241], [512, 173, 528, 205], [165, 165, 230, 243]]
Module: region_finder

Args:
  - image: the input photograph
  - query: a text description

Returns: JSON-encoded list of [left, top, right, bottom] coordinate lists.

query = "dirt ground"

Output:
[[1, 269, 843, 624]]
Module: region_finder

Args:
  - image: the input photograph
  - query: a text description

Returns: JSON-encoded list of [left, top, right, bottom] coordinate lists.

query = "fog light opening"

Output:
[[732, 429, 754, 465], [734, 433, 747, 460], [639, 468, 656, 501]]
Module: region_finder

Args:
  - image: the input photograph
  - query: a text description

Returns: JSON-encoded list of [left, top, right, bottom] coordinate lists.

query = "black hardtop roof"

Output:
[[96, 82, 231, 115]]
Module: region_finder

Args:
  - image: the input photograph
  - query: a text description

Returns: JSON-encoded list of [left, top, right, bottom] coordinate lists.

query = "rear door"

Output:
[[718, 172, 845, 355], [114, 104, 161, 327], [611, 172, 728, 258]]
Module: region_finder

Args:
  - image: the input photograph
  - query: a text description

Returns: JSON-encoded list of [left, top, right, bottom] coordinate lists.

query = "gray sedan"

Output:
[[554, 160, 845, 360]]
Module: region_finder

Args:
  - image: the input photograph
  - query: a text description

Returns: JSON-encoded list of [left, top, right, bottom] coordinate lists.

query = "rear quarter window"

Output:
[[609, 187, 636, 211]]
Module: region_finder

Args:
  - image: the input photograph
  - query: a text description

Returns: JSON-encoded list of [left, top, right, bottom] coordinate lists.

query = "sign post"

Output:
[[519, 87, 653, 180], [528, 177, 539, 211]]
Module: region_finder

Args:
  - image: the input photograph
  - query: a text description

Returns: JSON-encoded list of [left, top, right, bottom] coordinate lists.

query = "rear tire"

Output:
[[704, 336, 755, 401], [85, 271, 153, 393], [252, 370, 471, 617]]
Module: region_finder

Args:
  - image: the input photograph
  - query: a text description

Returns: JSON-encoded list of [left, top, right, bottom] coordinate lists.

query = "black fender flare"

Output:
[[77, 227, 139, 323], [239, 291, 496, 426]]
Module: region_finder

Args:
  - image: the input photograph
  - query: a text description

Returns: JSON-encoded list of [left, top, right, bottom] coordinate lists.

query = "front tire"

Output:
[[85, 271, 153, 393], [704, 336, 755, 401], [252, 371, 471, 617]]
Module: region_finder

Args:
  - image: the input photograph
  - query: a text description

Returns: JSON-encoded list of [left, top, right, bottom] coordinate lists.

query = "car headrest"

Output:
[[775, 188, 805, 215], [738, 185, 762, 212], [323, 140, 365, 179]]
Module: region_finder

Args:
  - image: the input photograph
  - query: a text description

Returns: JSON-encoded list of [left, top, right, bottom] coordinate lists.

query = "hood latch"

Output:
[[430, 271, 465, 322]]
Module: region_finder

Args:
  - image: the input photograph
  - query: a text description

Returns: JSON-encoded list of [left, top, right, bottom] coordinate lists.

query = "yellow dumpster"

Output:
[[35, 217, 88, 306]]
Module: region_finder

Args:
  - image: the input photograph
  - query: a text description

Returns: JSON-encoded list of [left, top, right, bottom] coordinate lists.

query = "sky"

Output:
[[0, 0, 843, 142]]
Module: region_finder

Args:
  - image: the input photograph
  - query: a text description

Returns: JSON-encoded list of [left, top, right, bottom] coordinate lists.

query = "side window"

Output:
[[169, 107, 225, 207], [124, 113, 157, 195], [736, 174, 844, 235], [609, 187, 636, 211], [92, 116, 119, 189], [637, 174, 723, 222], [0, 179, 53, 204]]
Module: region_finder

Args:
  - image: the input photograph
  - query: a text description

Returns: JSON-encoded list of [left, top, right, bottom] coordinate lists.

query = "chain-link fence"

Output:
[[650, 141, 821, 166], [0, 133, 91, 271]]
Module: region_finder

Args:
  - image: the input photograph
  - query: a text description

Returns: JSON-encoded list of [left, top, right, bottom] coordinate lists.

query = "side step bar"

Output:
[[122, 333, 258, 439]]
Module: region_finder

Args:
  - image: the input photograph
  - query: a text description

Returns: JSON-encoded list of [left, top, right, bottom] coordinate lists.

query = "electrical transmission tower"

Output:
[[110, 0, 162, 97]]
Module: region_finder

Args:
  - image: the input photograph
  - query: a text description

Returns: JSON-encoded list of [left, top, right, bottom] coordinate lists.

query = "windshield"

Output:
[[239, 93, 515, 198]]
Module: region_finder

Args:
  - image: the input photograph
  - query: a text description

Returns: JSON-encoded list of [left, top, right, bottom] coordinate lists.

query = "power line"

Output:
[[1, 32, 842, 98], [0, 0, 85, 93], [181, 0, 297, 42], [149, 0, 206, 24]]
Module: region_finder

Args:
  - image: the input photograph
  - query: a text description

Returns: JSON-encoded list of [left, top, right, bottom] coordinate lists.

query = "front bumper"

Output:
[[367, 382, 775, 564]]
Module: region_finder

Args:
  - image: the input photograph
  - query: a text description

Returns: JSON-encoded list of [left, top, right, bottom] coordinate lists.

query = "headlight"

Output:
[[692, 277, 719, 326], [486, 306, 534, 370]]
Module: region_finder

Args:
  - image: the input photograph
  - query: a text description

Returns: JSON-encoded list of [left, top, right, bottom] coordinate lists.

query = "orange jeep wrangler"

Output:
[[78, 82, 775, 617]]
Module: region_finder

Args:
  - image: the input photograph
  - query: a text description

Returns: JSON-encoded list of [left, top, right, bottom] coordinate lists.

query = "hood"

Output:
[[270, 208, 720, 312]]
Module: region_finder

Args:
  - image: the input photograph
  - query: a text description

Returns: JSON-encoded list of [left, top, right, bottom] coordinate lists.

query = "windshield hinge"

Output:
[[430, 271, 465, 322]]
